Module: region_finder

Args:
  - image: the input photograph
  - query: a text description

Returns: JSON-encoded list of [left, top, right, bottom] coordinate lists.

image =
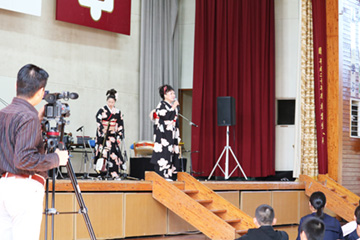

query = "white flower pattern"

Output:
[[151, 100, 180, 180]]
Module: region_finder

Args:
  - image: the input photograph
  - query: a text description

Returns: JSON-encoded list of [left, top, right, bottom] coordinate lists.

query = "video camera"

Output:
[[42, 91, 78, 151], [43, 91, 78, 119]]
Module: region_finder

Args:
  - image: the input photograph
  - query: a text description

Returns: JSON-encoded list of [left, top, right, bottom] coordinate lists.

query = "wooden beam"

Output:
[[49, 179, 305, 192], [326, 0, 340, 181], [50, 179, 184, 192], [202, 181, 305, 191]]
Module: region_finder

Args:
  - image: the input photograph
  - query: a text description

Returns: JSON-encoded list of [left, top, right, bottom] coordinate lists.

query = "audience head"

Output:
[[16, 64, 48, 99], [309, 191, 326, 218], [159, 84, 174, 100], [254, 204, 276, 226], [300, 217, 325, 240]]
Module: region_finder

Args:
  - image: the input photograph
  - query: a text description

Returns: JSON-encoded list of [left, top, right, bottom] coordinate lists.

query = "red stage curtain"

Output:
[[191, 0, 275, 178], [312, 0, 328, 174]]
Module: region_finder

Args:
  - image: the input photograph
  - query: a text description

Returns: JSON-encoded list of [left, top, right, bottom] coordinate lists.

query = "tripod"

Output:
[[44, 122, 96, 240], [208, 126, 248, 180]]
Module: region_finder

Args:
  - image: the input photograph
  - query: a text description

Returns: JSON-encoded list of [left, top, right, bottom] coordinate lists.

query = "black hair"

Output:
[[106, 89, 117, 101], [255, 204, 275, 225], [16, 64, 48, 98], [300, 217, 325, 240], [159, 84, 174, 100], [355, 204, 360, 225], [309, 191, 326, 219]]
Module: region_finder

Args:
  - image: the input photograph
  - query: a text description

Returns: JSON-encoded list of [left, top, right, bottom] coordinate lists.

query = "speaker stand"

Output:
[[208, 126, 248, 180]]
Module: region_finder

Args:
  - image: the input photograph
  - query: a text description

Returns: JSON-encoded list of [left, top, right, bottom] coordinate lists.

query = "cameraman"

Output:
[[0, 64, 69, 240]]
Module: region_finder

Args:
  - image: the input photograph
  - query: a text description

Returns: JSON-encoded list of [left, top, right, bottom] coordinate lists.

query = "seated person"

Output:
[[236, 204, 288, 240], [297, 191, 344, 240], [300, 217, 325, 240], [345, 205, 360, 240]]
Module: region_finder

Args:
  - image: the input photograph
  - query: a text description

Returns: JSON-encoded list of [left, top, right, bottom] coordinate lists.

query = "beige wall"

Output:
[[0, 1, 141, 152]]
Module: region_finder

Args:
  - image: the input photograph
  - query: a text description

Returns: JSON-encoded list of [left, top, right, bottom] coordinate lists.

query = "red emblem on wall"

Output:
[[56, 0, 131, 35]]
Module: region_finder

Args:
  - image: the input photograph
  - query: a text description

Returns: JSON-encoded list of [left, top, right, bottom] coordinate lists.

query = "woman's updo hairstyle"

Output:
[[159, 85, 174, 100], [309, 191, 326, 219], [106, 89, 117, 101]]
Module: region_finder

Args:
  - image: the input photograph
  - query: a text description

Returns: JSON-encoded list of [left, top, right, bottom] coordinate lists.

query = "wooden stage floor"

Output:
[[129, 233, 208, 239], [41, 177, 304, 240], [49, 178, 305, 192]]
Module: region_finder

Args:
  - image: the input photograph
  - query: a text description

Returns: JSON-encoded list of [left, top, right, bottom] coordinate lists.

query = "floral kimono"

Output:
[[94, 105, 124, 175], [151, 100, 180, 180]]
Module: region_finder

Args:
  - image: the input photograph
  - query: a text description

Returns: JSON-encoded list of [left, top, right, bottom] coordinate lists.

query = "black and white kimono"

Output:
[[150, 100, 180, 180], [94, 105, 124, 175]]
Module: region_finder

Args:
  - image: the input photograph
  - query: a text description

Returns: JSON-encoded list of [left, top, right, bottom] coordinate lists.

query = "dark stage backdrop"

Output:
[[191, 0, 275, 178]]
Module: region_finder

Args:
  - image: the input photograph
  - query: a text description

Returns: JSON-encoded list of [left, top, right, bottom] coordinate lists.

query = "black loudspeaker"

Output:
[[217, 96, 236, 126], [174, 158, 187, 172], [129, 157, 187, 179], [277, 100, 295, 125], [130, 157, 154, 180]]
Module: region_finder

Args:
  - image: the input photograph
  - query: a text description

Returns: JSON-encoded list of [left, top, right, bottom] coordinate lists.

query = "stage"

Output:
[[40, 177, 308, 240]]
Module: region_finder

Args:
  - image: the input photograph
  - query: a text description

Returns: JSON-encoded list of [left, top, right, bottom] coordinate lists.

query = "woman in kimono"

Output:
[[94, 89, 125, 179], [151, 85, 180, 181]]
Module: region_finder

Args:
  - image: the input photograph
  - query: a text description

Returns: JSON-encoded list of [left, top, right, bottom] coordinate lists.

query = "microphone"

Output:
[[69, 92, 79, 100], [76, 126, 84, 132], [174, 98, 180, 111], [190, 122, 199, 127]]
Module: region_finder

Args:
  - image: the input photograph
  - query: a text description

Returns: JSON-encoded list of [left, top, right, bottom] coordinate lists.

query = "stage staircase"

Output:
[[299, 174, 360, 222], [145, 172, 256, 240]]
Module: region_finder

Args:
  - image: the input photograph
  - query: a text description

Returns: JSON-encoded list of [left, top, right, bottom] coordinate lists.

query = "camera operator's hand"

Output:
[[55, 149, 69, 166]]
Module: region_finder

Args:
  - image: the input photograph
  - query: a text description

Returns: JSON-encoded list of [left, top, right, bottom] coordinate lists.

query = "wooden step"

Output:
[[211, 209, 227, 214], [300, 175, 358, 222], [177, 172, 256, 233], [183, 189, 199, 195], [236, 229, 248, 235], [146, 171, 239, 240], [196, 199, 213, 204], [318, 175, 360, 215], [225, 218, 241, 224]]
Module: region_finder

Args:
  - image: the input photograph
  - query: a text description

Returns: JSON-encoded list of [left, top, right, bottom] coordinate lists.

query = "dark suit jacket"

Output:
[[345, 229, 360, 240], [236, 226, 289, 240], [296, 213, 344, 240]]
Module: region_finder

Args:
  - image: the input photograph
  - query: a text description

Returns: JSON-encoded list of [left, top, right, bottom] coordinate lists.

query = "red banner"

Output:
[[312, 0, 328, 174], [56, 0, 131, 35]]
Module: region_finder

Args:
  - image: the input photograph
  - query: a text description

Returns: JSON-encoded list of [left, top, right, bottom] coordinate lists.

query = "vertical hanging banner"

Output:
[[0, 0, 42, 16], [312, 0, 328, 174], [56, 0, 131, 35]]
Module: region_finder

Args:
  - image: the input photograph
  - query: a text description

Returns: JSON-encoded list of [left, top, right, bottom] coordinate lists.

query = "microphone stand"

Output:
[[177, 113, 199, 175], [77, 126, 92, 179], [178, 113, 199, 128]]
